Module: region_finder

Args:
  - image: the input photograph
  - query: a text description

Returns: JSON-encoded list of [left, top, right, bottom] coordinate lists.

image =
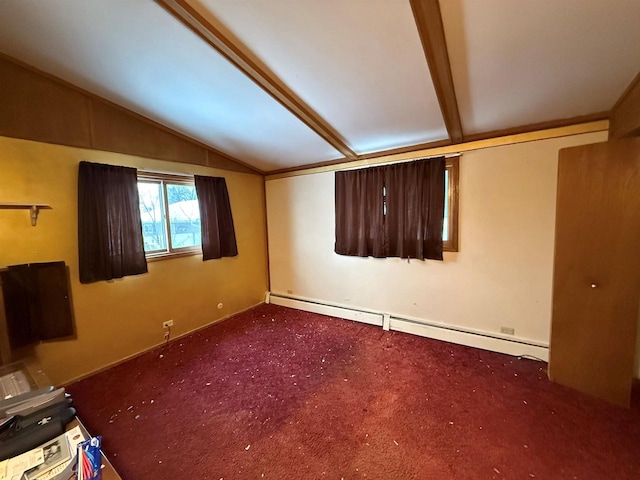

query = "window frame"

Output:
[[443, 156, 459, 252], [137, 171, 202, 261]]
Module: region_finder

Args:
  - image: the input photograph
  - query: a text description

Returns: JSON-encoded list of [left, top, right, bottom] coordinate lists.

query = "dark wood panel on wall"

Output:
[[206, 149, 256, 173], [90, 100, 207, 166], [0, 56, 260, 175], [0, 59, 92, 147], [610, 70, 640, 139], [0, 262, 74, 363], [91, 101, 257, 174]]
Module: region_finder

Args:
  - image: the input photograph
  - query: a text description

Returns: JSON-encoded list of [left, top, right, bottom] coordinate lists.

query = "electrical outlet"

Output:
[[163, 320, 174, 328], [500, 326, 515, 335]]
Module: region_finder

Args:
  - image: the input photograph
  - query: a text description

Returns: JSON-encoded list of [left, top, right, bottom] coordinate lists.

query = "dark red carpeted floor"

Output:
[[67, 304, 640, 479]]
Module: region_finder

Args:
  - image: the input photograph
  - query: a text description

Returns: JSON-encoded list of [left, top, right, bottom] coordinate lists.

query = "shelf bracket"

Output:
[[30, 206, 39, 227], [0, 203, 51, 226]]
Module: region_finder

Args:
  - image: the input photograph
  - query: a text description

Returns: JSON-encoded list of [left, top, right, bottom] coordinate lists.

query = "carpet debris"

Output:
[[67, 303, 639, 479]]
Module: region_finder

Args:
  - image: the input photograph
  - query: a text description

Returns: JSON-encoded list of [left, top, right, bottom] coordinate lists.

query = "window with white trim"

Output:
[[137, 172, 202, 259]]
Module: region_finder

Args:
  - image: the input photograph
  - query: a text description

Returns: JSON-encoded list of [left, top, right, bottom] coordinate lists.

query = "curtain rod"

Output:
[[337, 153, 461, 172], [137, 168, 193, 178]]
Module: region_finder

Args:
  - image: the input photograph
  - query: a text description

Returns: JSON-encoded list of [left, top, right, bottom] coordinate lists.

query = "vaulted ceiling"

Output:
[[1, 0, 639, 173]]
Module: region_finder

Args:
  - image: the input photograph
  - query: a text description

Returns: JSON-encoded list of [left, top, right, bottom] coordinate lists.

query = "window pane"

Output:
[[166, 184, 201, 249], [443, 169, 449, 242], [138, 182, 167, 252]]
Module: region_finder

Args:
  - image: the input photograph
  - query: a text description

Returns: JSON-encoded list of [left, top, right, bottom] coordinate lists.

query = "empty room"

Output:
[[1, 0, 639, 479]]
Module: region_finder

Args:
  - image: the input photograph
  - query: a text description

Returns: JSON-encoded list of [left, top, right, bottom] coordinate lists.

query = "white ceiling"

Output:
[[0, 0, 638, 173], [192, 0, 447, 154], [441, 0, 640, 135]]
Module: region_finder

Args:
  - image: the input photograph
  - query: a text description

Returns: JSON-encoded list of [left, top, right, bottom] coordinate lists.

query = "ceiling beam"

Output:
[[266, 120, 608, 179], [410, 0, 463, 143], [609, 69, 640, 139], [155, 0, 357, 160], [462, 111, 610, 144]]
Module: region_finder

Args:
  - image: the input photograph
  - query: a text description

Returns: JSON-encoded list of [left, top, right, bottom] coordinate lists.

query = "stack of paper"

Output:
[[0, 426, 85, 480]]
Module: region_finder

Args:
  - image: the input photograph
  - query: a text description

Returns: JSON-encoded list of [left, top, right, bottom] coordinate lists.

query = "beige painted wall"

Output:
[[265, 132, 640, 371], [0, 136, 268, 385]]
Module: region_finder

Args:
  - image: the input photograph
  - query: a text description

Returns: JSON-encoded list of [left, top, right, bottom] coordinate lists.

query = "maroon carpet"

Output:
[[67, 304, 640, 479]]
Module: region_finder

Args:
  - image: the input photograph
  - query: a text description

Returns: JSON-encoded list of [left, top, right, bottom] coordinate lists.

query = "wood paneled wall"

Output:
[[610, 70, 640, 139], [0, 56, 259, 175]]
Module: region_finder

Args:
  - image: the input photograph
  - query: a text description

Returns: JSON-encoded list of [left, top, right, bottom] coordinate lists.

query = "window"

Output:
[[137, 172, 202, 259], [443, 156, 459, 252], [335, 155, 459, 260]]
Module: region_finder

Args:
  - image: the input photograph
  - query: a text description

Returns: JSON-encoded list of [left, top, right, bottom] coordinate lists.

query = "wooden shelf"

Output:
[[0, 203, 51, 226]]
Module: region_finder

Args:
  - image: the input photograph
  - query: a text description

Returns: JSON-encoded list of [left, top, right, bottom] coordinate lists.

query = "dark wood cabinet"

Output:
[[0, 261, 73, 354]]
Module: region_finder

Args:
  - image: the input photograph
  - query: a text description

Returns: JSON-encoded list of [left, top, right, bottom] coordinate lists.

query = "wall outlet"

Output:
[[500, 326, 515, 335], [163, 320, 174, 328]]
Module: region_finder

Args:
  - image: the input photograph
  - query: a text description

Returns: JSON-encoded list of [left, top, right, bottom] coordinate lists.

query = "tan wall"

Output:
[[0, 136, 268, 385], [264, 132, 640, 373]]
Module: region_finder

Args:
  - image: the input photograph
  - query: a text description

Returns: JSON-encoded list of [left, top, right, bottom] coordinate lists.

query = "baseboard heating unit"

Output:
[[267, 292, 549, 362]]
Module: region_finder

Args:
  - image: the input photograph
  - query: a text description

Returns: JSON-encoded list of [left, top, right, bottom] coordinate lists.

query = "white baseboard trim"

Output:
[[268, 292, 549, 362], [390, 317, 548, 361], [269, 294, 383, 326]]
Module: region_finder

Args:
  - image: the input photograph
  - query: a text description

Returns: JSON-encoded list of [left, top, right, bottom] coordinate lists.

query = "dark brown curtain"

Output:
[[78, 161, 147, 283], [335, 166, 386, 257], [335, 157, 445, 260], [194, 175, 238, 260]]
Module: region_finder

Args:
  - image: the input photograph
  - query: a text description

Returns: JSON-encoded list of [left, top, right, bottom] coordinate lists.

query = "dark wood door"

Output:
[[549, 139, 640, 407]]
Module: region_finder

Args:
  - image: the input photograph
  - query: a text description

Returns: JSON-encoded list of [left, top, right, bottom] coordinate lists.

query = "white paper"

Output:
[[0, 449, 45, 480], [29, 426, 86, 480]]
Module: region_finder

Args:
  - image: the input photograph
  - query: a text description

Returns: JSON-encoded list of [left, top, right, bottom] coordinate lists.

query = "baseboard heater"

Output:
[[267, 292, 549, 362]]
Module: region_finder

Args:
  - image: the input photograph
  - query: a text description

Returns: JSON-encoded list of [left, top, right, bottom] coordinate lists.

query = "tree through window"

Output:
[[137, 172, 201, 258]]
